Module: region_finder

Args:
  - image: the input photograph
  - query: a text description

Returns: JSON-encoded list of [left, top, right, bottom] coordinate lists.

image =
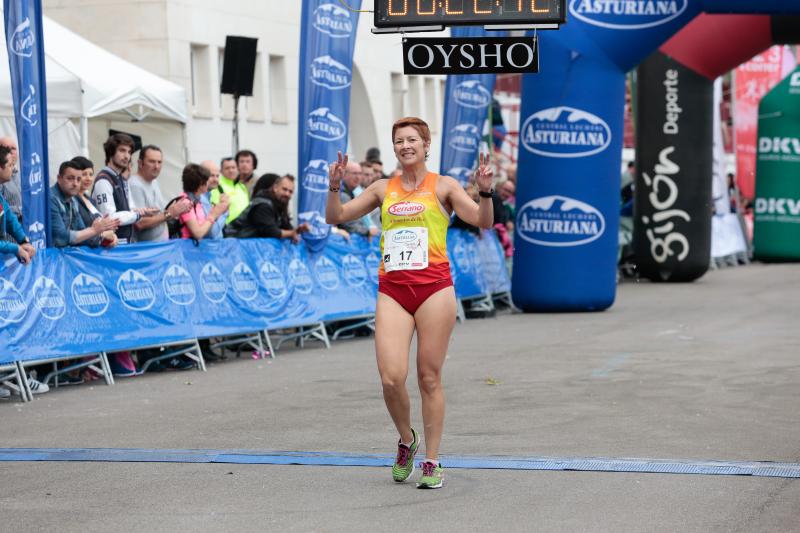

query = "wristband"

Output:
[[329, 186, 340, 192], [478, 189, 493, 198]]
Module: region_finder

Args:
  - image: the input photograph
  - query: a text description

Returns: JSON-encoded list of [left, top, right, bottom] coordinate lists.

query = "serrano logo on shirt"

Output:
[[388, 201, 425, 216]]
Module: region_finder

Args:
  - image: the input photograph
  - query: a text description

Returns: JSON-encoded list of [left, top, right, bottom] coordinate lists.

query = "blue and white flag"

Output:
[[439, 27, 497, 187], [4, 0, 50, 248], [297, 0, 361, 252]]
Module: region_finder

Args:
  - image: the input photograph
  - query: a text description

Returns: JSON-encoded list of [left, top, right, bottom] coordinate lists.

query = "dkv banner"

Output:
[[439, 26, 497, 186], [297, 0, 361, 252], [3, 0, 50, 248]]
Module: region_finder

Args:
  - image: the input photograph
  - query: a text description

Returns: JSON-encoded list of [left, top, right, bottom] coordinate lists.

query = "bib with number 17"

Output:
[[383, 227, 428, 272]]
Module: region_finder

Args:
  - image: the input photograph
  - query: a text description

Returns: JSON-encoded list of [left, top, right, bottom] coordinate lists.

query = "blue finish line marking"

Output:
[[0, 448, 798, 479]]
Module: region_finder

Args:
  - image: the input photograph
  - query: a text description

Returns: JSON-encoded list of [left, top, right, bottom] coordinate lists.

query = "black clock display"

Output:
[[374, 0, 565, 28]]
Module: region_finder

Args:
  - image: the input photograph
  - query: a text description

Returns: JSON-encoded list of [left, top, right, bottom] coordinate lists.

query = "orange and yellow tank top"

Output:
[[378, 172, 451, 284]]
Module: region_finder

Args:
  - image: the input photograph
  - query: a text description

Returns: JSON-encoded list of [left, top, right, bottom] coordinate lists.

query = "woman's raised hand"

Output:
[[328, 151, 348, 191], [474, 152, 494, 193]]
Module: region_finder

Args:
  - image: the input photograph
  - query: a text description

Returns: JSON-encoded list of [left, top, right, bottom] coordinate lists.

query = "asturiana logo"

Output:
[[163, 264, 196, 306], [232, 263, 259, 302], [0, 277, 27, 324], [570, 0, 688, 30], [452, 242, 472, 273], [27, 221, 46, 250], [516, 195, 605, 247], [259, 261, 287, 299], [21, 85, 38, 127], [71, 273, 109, 317], [9, 18, 34, 57], [453, 80, 492, 109], [388, 201, 425, 217], [447, 167, 474, 187], [298, 210, 330, 239], [200, 263, 228, 303], [342, 254, 367, 287], [28, 152, 43, 195], [307, 107, 346, 141], [313, 3, 354, 38], [391, 229, 419, 244], [315, 256, 340, 291], [289, 259, 313, 295], [310, 55, 351, 90], [303, 159, 331, 193], [117, 269, 157, 311], [521, 106, 611, 158], [33, 277, 66, 320], [448, 124, 481, 153]]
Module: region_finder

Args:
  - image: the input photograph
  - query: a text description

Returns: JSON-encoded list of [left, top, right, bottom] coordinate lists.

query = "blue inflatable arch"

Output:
[[513, 0, 800, 311]]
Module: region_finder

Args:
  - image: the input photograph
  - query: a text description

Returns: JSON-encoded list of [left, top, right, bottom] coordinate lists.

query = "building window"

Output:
[[425, 78, 438, 133], [190, 44, 211, 116], [245, 53, 265, 122], [391, 72, 405, 120], [408, 76, 421, 118], [218, 47, 234, 119], [269, 55, 288, 124]]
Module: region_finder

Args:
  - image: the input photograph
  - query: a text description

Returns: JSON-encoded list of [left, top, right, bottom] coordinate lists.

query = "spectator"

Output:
[[178, 163, 230, 241], [0, 145, 35, 264], [91, 133, 158, 244], [337, 161, 379, 239], [621, 161, 635, 189], [360, 161, 377, 187], [50, 160, 119, 248], [199, 160, 229, 239], [225, 174, 309, 242], [129, 145, 192, 242], [0, 136, 21, 226], [236, 149, 258, 193], [497, 179, 516, 224], [212, 156, 249, 223], [506, 163, 517, 185]]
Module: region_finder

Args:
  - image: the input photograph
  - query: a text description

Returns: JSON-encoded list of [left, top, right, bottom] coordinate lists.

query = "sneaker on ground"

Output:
[[55, 373, 84, 386], [392, 427, 420, 482], [0, 387, 10, 399], [166, 357, 195, 371], [417, 460, 444, 489], [108, 357, 137, 377], [28, 378, 50, 394]]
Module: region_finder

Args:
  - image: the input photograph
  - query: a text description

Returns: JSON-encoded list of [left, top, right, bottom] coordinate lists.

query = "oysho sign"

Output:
[[569, 0, 688, 30], [516, 195, 605, 247], [521, 106, 611, 158], [403, 36, 539, 76]]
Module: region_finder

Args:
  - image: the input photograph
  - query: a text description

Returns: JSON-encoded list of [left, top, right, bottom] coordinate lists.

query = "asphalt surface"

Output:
[[1, 263, 798, 532]]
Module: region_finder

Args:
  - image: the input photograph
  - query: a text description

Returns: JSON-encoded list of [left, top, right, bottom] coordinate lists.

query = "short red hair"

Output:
[[392, 117, 431, 144]]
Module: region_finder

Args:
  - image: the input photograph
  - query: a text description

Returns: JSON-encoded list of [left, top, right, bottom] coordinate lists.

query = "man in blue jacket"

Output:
[[0, 145, 35, 264]]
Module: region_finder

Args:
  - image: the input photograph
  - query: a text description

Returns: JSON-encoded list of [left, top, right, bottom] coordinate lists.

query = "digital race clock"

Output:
[[374, 0, 566, 28]]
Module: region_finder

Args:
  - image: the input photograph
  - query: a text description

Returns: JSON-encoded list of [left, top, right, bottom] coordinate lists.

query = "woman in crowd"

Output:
[[178, 163, 230, 241], [326, 117, 494, 489]]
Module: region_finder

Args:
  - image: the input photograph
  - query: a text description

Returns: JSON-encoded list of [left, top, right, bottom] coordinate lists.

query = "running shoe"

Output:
[[391, 427, 419, 482], [417, 460, 444, 489]]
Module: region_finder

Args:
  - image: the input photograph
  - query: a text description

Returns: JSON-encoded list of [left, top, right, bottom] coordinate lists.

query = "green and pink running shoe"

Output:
[[391, 427, 419, 482], [417, 460, 444, 489]]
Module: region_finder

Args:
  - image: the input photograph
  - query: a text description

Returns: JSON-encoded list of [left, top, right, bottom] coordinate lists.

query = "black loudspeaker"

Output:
[[771, 16, 800, 44], [220, 36, 258, 96]]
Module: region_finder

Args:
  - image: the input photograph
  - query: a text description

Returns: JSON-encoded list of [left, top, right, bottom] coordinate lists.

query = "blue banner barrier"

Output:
[[0, 230, 509, 365]]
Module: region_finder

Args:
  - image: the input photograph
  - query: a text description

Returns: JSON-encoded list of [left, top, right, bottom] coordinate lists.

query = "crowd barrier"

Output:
[[0, 229, 510, 366]]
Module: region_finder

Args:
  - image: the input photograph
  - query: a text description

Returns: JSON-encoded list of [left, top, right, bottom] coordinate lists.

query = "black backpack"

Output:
[[164, 195, 196, 241], [223, 197, 272, 239]]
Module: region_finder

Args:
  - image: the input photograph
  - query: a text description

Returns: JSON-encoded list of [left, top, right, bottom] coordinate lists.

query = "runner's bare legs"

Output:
[[413, 286, 457, 461], [375, 292, 416, 445]]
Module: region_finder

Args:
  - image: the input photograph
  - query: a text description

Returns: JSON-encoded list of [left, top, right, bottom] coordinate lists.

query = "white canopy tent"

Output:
[[0, 11, 188, 197]]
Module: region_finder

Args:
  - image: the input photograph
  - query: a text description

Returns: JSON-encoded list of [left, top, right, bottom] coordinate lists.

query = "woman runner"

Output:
[[326, 117, 494, 489]]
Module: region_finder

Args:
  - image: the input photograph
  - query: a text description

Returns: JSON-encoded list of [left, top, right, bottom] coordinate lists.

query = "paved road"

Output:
[[1, 264, 798, 532]]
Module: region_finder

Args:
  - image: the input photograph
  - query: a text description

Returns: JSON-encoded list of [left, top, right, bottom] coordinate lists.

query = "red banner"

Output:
[[734, 46, 796, 200]]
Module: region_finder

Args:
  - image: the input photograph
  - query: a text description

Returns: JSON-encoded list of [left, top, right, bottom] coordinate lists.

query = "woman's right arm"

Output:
[[325, 152, 382, 224]]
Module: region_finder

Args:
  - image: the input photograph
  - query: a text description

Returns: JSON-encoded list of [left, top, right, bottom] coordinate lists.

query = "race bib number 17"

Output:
[[383, 227, 428, 272]]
